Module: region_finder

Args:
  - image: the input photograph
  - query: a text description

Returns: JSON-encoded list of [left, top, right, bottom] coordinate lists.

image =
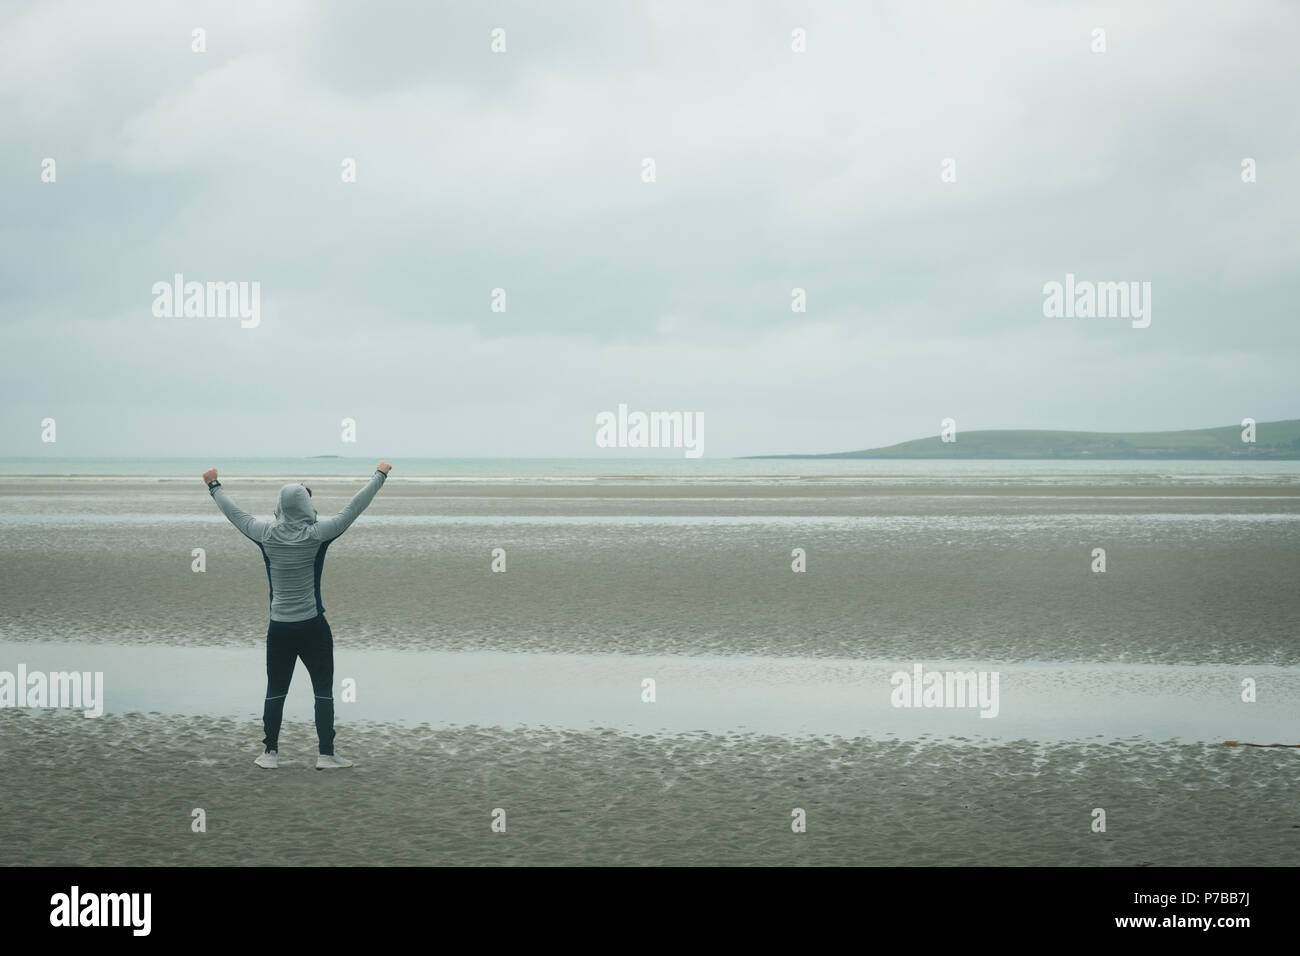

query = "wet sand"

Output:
[[3, 475, 1298, 866], [4, 477, 1300, 497], [4, 489, 1298, 663], [1, 710, 1295, 866]]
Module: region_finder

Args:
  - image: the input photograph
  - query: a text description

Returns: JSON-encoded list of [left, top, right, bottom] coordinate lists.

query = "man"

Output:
[[203, 462, 392, 769]]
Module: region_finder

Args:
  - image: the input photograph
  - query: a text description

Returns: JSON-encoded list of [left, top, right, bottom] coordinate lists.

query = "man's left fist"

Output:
[[203, 467, 218, 484]]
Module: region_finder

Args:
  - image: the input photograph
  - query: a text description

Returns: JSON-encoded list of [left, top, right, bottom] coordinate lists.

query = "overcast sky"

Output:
[[2, 0, 1297, 458]]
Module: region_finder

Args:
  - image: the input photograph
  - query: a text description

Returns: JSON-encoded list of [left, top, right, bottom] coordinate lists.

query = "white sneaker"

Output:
[[255, 750, 279, 769], [316, 754, 354, 769]]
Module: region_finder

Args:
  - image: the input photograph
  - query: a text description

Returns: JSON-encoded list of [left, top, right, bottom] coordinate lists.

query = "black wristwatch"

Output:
[[207, 479, 222, 492]]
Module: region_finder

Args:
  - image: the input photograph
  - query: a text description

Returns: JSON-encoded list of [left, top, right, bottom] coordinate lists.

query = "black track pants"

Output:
[[262, 614, 336, 755]]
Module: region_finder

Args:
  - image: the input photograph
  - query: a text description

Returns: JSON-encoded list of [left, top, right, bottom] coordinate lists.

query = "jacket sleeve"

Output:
[[313, 470, 387, 541], [209, 484, 272, 542]]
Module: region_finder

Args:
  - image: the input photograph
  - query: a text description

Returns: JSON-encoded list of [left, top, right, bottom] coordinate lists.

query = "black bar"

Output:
[[0, 865, 1280, 940]]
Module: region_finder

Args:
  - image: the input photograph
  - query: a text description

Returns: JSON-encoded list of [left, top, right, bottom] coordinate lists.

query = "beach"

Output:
[[3, 712, 1297, 866], [2, 466, 1299, 865], [2, 476, 1297, 663]]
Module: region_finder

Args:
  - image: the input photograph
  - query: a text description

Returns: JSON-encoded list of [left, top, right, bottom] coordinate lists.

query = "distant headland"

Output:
[[748, 419, 1300, 460]]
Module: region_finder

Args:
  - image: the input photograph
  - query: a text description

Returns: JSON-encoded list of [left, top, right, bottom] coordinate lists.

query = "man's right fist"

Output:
[[376, 461, 392, 475], [203, 467, 218, 484]]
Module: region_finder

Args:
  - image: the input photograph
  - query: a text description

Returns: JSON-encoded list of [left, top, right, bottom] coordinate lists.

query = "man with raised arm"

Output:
[[203, 462, 392, 769]]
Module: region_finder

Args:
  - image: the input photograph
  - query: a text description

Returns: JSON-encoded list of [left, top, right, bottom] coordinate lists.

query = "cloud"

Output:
[[1, 0, 1297, 456]]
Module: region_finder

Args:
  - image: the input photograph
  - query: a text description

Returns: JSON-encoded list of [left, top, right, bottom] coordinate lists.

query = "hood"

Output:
[[274, 483, 317, 524], [264, 483, 318, 544]]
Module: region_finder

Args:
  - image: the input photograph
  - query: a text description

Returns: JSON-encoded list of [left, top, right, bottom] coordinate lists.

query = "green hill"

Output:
[[753, 419, 1300, 459]]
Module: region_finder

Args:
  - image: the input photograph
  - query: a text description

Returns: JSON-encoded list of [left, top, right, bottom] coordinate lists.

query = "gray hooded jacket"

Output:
[[209, 470, 387, 622]]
